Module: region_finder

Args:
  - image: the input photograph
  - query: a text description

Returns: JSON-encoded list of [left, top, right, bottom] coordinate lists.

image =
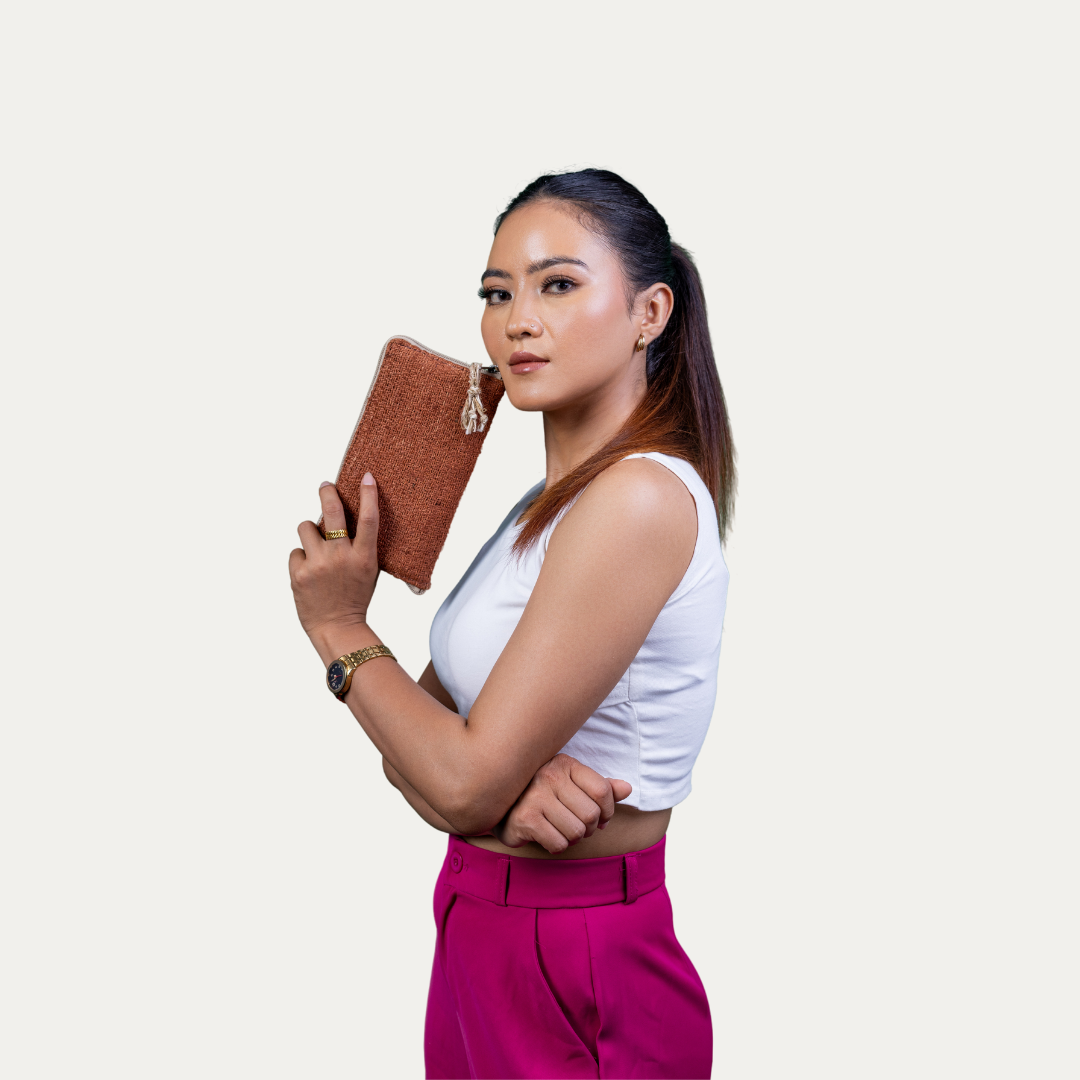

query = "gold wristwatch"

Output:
[[326, 645, 396, 701]]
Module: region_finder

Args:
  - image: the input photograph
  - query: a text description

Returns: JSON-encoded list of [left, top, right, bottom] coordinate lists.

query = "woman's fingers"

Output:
[[318, 481, 349, 539], [502, 755, 636, 853], [555, 782, 606, 839], [521, 816, 572, 854], [288, 547, 306, 576], [289, 478, 381, 637], [498, 807, 568, 853], [296, 519, 324, 557], [541, 798, 593, 847], [356, 472, 379, 550], [567, 759, 616, 824]]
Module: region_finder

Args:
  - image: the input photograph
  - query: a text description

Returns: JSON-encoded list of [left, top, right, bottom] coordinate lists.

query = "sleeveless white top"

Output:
[[428, 453, 729, 811]]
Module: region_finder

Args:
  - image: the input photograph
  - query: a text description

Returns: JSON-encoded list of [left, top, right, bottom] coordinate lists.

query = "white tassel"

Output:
[[460, 362, 488, 434]]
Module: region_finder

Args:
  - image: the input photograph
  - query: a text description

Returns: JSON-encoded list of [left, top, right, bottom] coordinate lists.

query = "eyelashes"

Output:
[[542, 276, 575, 294], [478, 278, 577, 303]]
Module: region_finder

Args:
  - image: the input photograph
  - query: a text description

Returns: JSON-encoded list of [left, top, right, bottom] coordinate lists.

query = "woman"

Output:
[[290, 169, 735, 1079]]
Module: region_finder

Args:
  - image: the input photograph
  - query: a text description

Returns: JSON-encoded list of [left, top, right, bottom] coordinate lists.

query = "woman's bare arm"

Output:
[[385, 664, 632, 851], [417, 660, 458, 713], [290, 457, 696, 835], [382, 662, 458, 830], [383, 751, 631, 853], [383, 756, 458, 832]]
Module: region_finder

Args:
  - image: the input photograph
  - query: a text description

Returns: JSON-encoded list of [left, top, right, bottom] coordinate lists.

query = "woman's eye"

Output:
[[478, 287, 511, 305], [543, 278, 575, 295]]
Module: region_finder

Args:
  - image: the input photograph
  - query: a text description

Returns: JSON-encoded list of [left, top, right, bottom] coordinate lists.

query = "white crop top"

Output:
[[428, 453, 729, 812]]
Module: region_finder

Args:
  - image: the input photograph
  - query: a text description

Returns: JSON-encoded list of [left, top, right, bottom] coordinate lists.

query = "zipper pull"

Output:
[[460, 363, 489, 435]]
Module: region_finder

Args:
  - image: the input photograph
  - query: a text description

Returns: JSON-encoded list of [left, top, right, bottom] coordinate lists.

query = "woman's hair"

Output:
[[495, 168, 736, 552]]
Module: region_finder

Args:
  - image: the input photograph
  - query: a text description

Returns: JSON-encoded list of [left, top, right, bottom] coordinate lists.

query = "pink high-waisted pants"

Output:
[[425, 834, 712, 1079]]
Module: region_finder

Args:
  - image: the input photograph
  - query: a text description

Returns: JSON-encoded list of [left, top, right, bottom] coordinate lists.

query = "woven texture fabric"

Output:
[[334, 338, 505, 593]]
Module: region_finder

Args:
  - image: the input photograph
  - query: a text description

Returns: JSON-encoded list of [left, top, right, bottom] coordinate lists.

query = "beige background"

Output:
[[2, 1, 1077, 1076]]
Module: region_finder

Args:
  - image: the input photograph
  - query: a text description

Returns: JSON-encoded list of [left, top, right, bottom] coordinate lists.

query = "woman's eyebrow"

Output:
[[480, 257, 589, 284], [528, 256, 588, 274]]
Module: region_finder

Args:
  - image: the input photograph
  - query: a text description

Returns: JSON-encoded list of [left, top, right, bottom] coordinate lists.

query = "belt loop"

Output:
[[623, 853, 639, 904], [496, 855, 510, 906]]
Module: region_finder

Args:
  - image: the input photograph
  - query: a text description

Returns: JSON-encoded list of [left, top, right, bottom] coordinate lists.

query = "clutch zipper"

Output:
[[395, 335, 502, 378]]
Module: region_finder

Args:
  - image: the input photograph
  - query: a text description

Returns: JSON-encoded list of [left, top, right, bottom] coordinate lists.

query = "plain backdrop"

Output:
[[1, 2, 1077, 1077]]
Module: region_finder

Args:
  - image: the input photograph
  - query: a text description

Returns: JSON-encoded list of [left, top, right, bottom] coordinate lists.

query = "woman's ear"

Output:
[[638, 283, 675, 345]]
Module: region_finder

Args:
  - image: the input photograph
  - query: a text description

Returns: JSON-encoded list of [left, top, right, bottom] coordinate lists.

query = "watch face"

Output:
[[327, 660, 347, 694]]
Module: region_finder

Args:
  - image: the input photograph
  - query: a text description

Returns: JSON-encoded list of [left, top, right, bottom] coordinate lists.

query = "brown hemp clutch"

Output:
[[325, 336, 506, 595]]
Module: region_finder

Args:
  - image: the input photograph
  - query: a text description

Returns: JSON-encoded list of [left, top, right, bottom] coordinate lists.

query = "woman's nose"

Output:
[[506, 304, 543, 340]]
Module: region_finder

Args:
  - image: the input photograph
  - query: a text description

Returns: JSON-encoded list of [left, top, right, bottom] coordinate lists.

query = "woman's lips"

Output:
[[508, 351, 549, 373]]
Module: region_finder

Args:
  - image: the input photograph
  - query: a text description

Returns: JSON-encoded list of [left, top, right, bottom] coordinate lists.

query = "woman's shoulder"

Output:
[[588, 454, 697, 521], [549, 455, 697, 568]]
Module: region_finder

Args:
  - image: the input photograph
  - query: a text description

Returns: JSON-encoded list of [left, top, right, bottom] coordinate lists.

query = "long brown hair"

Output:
[[496, 169, 737, 553]]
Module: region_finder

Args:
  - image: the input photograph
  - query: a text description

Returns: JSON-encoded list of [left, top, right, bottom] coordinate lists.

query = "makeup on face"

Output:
[[508, 351, 549, 374], [479, 202, 647, 413]]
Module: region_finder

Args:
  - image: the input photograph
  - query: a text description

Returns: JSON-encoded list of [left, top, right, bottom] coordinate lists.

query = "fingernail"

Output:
[[320, 481, 334, 489], [362, 472, 375, 486], [598, 821, 607, 829]]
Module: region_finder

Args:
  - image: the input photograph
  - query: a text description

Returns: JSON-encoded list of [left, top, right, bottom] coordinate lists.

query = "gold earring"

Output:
[[635, 334, 646, 352]]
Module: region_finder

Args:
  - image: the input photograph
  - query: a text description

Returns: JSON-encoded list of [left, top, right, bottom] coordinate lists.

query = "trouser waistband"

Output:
[[443, 834, 666, 908]]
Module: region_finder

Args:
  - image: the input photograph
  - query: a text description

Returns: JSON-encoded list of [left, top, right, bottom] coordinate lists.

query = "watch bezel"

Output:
[[326, 658, 351, 696]]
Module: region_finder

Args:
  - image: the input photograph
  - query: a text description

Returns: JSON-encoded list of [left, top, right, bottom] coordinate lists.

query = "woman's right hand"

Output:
[[493, 753, 632, 854]]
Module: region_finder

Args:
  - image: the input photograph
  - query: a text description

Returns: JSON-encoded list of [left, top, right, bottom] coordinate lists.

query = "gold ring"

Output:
[[324, 529, 348, 540]]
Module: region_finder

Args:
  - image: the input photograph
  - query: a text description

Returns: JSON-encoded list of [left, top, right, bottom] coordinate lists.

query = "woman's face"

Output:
[[480, 201, 670, 414]]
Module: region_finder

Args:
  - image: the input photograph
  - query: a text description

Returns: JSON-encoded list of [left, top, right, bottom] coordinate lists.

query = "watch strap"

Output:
[[332, 644, 396, 701]]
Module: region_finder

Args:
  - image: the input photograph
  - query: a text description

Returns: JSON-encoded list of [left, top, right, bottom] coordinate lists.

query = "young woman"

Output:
[[290, 169, 735, 1079]]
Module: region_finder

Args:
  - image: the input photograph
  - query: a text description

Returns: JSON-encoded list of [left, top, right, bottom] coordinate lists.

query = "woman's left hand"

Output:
[[494, 754, 633, 854], [289, 476, 380, 653]]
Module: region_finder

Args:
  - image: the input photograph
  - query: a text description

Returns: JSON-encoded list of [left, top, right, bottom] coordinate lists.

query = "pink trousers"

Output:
[[425, 835, 712, 1079]]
